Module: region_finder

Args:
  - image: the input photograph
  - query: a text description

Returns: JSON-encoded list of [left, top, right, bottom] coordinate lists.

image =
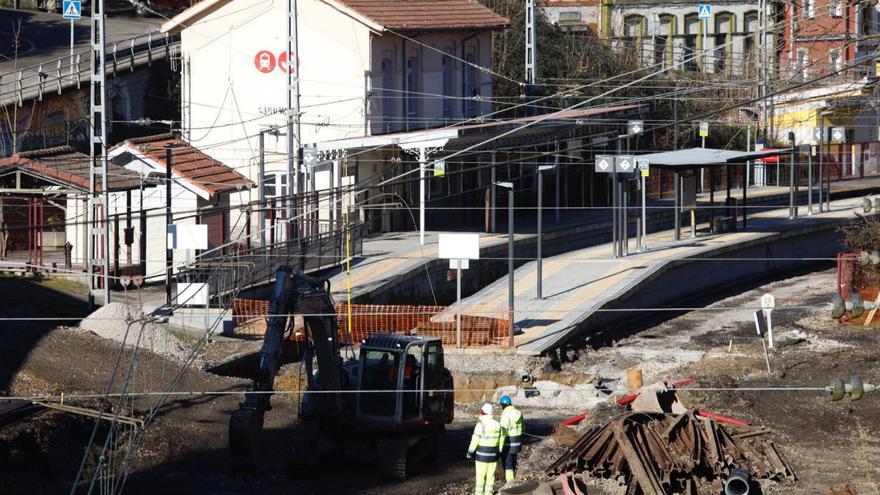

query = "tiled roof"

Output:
[[120, 134, 253, 197], [0, 146, 141, 192], [335, 0, 510, 30]]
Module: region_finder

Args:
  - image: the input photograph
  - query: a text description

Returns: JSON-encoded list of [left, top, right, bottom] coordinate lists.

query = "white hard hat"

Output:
[[481, 403, 493, 416]]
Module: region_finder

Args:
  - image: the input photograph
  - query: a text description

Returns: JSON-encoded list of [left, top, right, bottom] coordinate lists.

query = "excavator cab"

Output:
[[356, 335, 454, 430], [229, 266, 454, 478]]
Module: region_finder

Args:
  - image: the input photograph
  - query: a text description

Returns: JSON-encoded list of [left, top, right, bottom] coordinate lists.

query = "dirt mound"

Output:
[[78, 303, 194, 364]]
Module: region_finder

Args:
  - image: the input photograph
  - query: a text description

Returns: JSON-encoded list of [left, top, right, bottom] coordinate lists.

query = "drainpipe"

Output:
[[459, 32, 479, 118]]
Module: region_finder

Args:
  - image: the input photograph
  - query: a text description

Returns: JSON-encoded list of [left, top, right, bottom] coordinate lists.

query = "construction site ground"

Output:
[[2, 266, 879, 494]]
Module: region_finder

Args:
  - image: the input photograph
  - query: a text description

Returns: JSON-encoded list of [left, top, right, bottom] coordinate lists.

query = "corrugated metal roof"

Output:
[[636, 147, 797, 168], [0, 146, 141, 192]]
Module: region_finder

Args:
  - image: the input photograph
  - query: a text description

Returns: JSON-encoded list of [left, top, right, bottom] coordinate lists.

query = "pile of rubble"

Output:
[[546, 411, 796, 495]]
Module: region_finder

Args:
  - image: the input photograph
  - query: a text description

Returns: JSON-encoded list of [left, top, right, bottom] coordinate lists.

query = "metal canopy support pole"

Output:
[[789, 136, 797, 219], [613, 138, 620, 257], [508, 188, 515, 348], [674, 171, 681, 241], [818, 116, 825, 212], [622, 181, 628, 255], [641, 166, 647, 251], [742, 162, 748, 227], [259, 132, 266, 248], [288, 0, 302, 237], [456, 263, 462, 348], [709, 167, 715, 218], [88, 0, 110, 307], [537, 169, 543, 300], [165, 145, 173, 307], [419, 146, 426, 245], [808, 150, 813, 215], [622, 136, 629, 256], [554, 140, 560, 222], [726, 165, 731, 216], [490, 152, 497, 233]]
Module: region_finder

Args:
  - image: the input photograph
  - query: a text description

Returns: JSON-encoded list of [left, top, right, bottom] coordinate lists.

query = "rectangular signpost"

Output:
[[439, 233, 480, 348], [637, 159, 649, 251], [63, 0, 81, 83]]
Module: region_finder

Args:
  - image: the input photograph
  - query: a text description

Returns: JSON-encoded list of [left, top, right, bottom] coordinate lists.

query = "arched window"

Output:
[[714, 12, 734, 73], [380, 56, 393, 133], [683, 15, 699, 71], [655, 15, 675, 70], [441, 50, 453, 119], [743, 12, 758, 68], [464, 46, 479, 118], [406, 54, 419, 124], [622, 14, 646, 60]]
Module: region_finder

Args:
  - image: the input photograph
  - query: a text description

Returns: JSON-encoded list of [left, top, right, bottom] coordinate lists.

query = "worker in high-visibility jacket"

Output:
[[499, 395, 524, 482], [466, 403, 504, 495]]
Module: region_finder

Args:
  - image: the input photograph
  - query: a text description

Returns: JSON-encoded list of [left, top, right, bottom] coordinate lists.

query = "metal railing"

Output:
[[176, 223, 366, 307], [0, 31, 179, 107]]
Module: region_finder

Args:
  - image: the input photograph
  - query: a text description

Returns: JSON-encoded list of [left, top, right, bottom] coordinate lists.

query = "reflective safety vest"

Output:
[[468, 416, 503, 463], [500, 405, 524, 453]]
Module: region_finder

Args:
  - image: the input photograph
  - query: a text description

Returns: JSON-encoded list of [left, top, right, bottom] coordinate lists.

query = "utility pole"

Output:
[[288, 0, 302, 238], [525, 0, 537, 84], [259, 131, 266, 248], [165, 145, 173, 306], [88, 0, 110, 307]]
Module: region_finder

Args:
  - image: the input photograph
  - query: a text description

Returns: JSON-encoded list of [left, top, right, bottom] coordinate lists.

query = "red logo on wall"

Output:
[[254, 50, 298, 74], [277, 51, 298, 75], [254, 50, 276, 73]]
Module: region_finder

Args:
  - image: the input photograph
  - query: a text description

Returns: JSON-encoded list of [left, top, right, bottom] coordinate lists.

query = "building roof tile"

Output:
[[118, 134, 253, 197], [328, 0, 509, 31], [0, 146, 141, 192]]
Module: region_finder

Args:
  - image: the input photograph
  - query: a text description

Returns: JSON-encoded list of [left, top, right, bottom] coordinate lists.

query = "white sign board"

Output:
[[449, 259, 470, 270], [168, 223, 209, 250], [628, 120, 644, 135], [595, 155, 613, 173], [177, 282, 210, 306], [438, 233, 480, 260]]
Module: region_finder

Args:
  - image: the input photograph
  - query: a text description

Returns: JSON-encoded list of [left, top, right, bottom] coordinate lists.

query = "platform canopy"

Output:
[[636, 147, 795, 169]]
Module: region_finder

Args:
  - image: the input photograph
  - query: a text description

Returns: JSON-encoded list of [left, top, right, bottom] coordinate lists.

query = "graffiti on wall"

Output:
[[0, 87, 89, 156]]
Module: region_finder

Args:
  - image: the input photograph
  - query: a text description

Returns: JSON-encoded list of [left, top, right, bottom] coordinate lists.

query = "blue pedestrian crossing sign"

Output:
[[63, 0, 82, 19], [698, 4, 711, 19]]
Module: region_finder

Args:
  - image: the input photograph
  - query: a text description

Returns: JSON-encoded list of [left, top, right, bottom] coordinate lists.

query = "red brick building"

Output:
[[778, 0, 877, 81]]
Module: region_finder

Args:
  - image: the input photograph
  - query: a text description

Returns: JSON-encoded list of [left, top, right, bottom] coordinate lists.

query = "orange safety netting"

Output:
[[231, 298, 509, 347]]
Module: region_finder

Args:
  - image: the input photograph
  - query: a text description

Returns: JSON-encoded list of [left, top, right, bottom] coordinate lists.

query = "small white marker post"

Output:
[[439, 233, 480, 348], [754, 310, 772, 373], [761, 293, 775, 349]]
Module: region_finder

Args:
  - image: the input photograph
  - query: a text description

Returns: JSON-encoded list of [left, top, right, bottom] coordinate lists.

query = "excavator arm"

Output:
[[229, 266, 342, 472]]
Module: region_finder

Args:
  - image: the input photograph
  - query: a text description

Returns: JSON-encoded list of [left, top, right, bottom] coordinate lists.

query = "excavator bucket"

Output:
[[229, 408, 265, 473]]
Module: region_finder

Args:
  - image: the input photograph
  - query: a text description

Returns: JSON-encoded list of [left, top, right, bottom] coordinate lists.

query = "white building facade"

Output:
[[601, 0, 775, 76], [163, 0, 508, 243]]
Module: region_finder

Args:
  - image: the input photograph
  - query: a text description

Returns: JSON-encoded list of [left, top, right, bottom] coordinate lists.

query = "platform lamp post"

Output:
[[496, 181, 515, 348], [819, 110, 833, 212]]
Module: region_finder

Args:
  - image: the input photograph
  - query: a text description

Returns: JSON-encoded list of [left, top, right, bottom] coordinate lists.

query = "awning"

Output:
[[314, 104, 648, 152], [636, 147, 796, 169]]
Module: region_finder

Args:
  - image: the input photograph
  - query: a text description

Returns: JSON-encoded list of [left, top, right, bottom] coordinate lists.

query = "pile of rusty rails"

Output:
[[546, 411, 796, 495]]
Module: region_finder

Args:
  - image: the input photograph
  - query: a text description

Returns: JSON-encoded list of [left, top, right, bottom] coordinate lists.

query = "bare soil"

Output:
[[2, 268, 879, 494]]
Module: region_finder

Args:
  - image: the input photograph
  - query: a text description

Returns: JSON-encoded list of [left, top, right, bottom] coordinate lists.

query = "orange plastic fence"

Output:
[[232, 298, 509, 347]]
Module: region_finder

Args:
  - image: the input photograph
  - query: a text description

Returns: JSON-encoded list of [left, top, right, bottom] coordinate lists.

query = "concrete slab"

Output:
[[442, 197, 865, 355]]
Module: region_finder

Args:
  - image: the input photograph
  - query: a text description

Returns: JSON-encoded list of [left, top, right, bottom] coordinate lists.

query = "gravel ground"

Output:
[[5, 268, 880, 495], [78, 302, 194, 364]]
